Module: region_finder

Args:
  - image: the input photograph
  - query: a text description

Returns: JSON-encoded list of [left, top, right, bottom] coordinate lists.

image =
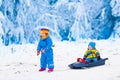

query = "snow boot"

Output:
[[39, 68, 46, 71], [48, 68, 53, 73], [77, 58, 88, 64]]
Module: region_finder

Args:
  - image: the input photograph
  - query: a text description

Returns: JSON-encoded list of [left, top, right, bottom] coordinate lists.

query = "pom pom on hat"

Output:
[[88, 42, 96, 49]]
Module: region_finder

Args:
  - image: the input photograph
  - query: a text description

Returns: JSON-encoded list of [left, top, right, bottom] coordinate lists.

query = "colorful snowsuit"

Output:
[[37, 37, 54, 69], [84, 49, 100, 62]]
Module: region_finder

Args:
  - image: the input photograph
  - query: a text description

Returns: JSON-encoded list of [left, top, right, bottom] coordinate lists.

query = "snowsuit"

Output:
[[84, 49, 100, 63], [37, 37, 54, 69]]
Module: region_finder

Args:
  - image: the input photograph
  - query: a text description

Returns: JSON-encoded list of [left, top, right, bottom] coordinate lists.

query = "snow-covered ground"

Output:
[[0, 39, 120, 80]]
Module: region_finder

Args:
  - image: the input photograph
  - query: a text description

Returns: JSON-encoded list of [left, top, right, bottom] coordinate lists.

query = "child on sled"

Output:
[[77, 42, 101, 64]]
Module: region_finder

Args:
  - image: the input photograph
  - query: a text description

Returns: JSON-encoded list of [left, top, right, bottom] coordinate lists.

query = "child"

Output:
[[37, 28, 54, 72], [77, 41, 101, 64]]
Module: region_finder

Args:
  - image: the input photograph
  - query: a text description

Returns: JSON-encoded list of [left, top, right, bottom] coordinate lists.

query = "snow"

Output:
[[111, 0, 120, 17], [0, 39, 120, 80]]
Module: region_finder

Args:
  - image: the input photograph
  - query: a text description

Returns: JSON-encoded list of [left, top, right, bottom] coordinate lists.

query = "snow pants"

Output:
[[40, 50, 54, 69]]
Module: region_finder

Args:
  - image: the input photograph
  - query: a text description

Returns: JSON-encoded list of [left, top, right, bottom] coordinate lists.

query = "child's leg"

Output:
[[93, 58, 97, 62], [86, 58, 97, 63], [85, 58, 91, 63], [47, 55, 54, 69], [40, 55, 47, 69]]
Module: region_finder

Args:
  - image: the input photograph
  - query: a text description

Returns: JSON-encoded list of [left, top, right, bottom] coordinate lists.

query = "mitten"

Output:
[[37, 50, 40, 56], [83, 55, 87, 60], [96, 54, 101, 60], [83, 57, 86, 60], [97, 56, 101, 60], [41, 49, 45, 53]]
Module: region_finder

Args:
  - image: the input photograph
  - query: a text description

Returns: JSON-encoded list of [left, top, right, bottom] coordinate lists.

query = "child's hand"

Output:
[[37, 50, 40, 56], [41, 49, 45, 53]]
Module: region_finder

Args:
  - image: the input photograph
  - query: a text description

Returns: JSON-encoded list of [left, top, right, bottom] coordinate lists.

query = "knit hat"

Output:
[[88, 42, 96, 49], [40, 28, 49, 35]]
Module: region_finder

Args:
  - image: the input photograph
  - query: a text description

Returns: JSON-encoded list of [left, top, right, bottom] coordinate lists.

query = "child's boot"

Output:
[[48, 68, 53, 73], [39, 68, 46, 71]]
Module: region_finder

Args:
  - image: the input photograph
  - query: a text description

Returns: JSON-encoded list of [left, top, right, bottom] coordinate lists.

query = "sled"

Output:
[[68, 58, 108, 69]]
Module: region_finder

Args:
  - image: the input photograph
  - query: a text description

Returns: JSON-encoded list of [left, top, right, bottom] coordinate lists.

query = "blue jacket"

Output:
[[37, 37, 53, 53]]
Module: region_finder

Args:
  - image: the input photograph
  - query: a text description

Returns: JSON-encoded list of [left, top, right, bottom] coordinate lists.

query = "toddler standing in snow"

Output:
[[37, 28, 54, 72]]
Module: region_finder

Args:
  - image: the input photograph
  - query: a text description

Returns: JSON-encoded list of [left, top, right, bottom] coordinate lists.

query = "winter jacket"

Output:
[[37, 36, 53, 52], [84, 49, 100, 59]]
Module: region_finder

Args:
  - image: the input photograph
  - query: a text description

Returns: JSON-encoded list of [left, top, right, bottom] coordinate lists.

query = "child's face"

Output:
[[88, 46, 93, 50], [40, 33, 46, 37], [40, 33, 48, 39], [40, 33, 46, 38]]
